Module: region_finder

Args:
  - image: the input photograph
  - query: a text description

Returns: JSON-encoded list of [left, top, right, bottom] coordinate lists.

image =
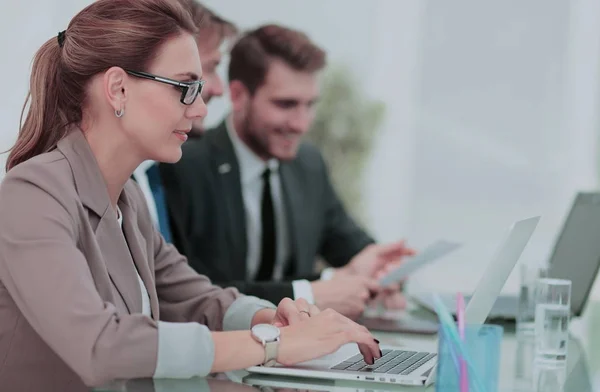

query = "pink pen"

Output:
[[457, 292, 469, 392]]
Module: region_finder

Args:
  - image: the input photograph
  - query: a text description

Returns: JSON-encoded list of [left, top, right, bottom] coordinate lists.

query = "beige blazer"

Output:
[[0, 130, 273, 391]]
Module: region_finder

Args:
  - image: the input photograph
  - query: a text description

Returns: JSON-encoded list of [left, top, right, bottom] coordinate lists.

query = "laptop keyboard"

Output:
[[330, 349, 437, 376]]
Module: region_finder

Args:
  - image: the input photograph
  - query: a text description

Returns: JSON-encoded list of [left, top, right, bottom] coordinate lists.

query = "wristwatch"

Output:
[[251, 324, 281, 367]]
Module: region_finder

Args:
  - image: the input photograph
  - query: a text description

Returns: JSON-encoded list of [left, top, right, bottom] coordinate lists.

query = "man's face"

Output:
[[236, 59, 320, 161], [191, 40, 225, 134]]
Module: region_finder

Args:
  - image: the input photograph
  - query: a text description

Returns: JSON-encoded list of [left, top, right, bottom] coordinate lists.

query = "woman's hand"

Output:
[[271, 298, 320, 327], [251, 298, 319, 328], [276, 308, 382, 366]]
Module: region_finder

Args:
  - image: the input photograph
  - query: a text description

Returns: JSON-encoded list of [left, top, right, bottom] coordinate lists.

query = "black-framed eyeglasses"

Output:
[[125, 70, 205, 105]]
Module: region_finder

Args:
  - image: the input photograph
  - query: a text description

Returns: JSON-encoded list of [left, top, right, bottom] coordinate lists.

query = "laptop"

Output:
[[414, 192, 600, 321], [243, 373, 391, 391], [357, 313, 439, 335], [359, 242, 462, 335], [246, 216, 540, 387]]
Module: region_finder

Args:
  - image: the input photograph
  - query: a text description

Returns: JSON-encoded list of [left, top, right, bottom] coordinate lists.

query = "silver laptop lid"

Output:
[[423, 216, 540, 386], [547, 192, 600, 316], [465, 216, 540, 324]]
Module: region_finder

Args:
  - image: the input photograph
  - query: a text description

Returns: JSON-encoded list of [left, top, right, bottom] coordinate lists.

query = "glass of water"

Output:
[[534, 278, 571, 364], [533, 361, 567, 392], [517, 263, 547, 335], [514, 332, 536, 390]]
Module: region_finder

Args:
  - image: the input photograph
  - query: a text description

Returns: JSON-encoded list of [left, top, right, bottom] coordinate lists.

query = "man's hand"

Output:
[[337, 240, 415, 279], [311, 276, 380, 320], [368, 282, 407, 310]]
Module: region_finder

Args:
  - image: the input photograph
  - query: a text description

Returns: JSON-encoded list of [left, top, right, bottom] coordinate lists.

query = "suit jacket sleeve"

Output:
[[208, 279, 294, 305], [152, 225, 276, 330], [316, 151, 376, 267], [0, 165, 159, 386]]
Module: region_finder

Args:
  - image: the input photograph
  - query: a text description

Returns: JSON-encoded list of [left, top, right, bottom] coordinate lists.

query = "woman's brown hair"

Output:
[[5, 0, 197, 172]]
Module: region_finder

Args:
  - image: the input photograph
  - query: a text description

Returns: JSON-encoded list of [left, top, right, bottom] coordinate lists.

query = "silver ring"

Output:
[[300, 310, 311, 317]]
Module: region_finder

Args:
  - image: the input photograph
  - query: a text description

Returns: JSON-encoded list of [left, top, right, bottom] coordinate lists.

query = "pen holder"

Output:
[[435, 324, 503, 392]]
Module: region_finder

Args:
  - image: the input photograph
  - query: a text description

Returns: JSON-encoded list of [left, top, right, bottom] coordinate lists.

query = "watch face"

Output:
[[252, 324, 280, 341]]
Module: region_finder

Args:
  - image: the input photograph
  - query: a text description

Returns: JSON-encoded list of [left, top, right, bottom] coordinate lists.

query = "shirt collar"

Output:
[[134, 160, 156, 178], [226, 115, 278, 185], [116, 205, 123, 226]]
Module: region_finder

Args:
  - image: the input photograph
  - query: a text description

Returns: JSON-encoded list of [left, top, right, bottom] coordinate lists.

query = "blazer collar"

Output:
[[209, 118, 303, 274], [224, 116, 278, 185], [56, 129, 112, 218], [211, 118, 236, 157], [56, 129, 154, 316], [209, 120, 248, 275]]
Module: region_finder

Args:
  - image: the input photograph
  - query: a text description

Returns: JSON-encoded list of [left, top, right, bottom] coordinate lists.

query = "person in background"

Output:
[[161, 24, 413, 320], [179, 0, 237, 136], [0, 1, 381, 390], [132, 0, 236, 242]]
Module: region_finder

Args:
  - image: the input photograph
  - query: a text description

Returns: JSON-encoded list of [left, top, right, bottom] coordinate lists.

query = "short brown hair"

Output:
[[6, 0, 197, 172], [228, 24, 326, 95], [178, 0, 237, 49]]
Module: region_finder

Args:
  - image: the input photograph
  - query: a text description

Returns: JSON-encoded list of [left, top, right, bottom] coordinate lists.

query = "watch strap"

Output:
[[263, 337, 280, 367]]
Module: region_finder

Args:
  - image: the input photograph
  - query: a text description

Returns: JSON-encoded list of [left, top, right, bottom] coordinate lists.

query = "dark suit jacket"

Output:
[[160, 120, 374, 303]]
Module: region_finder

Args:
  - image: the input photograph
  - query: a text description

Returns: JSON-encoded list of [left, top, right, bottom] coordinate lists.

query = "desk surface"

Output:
[[95, 301, 600, 392]]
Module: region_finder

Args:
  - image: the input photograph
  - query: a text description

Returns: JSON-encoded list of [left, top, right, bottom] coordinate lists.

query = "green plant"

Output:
[[306, 64, 386, 226]]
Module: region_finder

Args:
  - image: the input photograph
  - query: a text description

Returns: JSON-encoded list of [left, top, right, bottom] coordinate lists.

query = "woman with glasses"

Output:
[[0, 0, 381, 390]]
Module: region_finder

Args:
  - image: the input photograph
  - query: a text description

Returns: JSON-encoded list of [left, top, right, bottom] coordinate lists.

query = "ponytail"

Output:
[[4, 0, 198, 173], [6, 37, 69, 172]]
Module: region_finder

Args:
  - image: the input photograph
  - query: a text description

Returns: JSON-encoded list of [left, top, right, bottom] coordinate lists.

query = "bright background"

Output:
[[2, 0, 600, 301]]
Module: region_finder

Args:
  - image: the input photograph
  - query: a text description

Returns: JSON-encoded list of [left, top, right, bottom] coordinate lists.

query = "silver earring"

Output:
[[115, 108, 124, 118]]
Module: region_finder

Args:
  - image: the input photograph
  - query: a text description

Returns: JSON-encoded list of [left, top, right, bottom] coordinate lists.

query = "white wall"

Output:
[[0, 0, 88, 177], [2, 0, 600, 300], [199, 0, 379, 128], [407, 0, 600, 298]]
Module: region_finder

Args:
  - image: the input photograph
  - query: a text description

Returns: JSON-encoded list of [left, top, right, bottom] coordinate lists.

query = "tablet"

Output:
[[379, 240, 462, 286]]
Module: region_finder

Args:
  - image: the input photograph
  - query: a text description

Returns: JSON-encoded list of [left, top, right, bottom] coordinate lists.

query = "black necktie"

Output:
[[256, 168, 277, 281]]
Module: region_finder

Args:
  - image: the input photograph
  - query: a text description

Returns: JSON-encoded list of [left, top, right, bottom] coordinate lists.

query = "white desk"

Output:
[[95, 301, 600, 392]]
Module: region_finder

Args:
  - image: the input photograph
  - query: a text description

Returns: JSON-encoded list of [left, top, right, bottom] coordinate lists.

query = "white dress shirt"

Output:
[[116, 206, 277, 378], [226, 118, 316, 303], [132, 160, 160, 230], [117, 206, 152, 317]]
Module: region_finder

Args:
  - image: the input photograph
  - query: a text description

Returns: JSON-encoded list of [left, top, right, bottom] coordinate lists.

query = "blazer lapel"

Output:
[[211, 121, 248, 278], [120, 197, 160, 320], [57, 129, 142, 314], [94, 211, 143, 314], [279, 163, 302, 273]]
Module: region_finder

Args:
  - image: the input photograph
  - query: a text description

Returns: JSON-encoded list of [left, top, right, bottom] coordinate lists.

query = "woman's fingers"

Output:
[[294, 297, 310, 310], [333, 315, 381, 365], [276, 298, 303, 325], [308, 303, 321, 316], [293, 298, 312, 320], [355, 330, 380, 365], [279, 309, 382, 367], [358, 342, 374, 365]]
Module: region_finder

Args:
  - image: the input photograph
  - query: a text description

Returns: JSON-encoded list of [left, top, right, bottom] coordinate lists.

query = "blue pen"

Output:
[[457, 293, 469, 392], [439, 323, 461, 373]]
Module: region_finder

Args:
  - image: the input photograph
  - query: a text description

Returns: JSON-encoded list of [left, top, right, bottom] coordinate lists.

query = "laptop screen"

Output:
[[465, 216, 540, 324], [548, 192, 600, 316]]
